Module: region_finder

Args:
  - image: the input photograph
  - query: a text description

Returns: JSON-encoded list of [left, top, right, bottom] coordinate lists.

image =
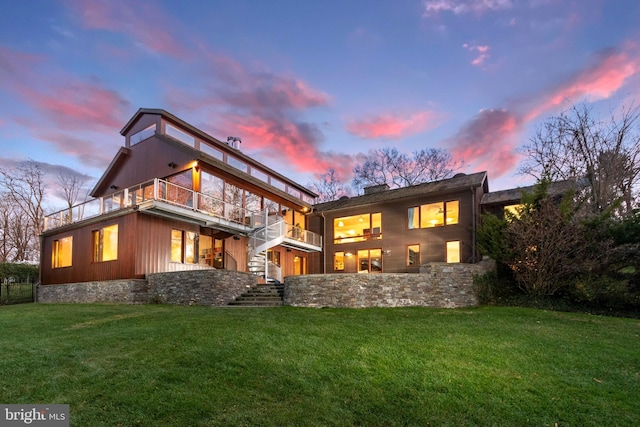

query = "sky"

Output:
[[1, 0, 640, 202]]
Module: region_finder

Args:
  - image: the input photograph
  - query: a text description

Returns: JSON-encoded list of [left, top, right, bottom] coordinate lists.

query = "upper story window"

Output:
[[166, 124, 195, 147], [408, 200, 459, 229], [130, 124, 156, 146], [334, 213, 381, 244], [52, 236, 73, 268], [93, 224, 118, 262]]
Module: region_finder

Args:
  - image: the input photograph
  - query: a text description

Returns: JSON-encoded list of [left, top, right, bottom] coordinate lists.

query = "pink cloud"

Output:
[[463, 43, 491, 66], [345, 111, 443, 140], [444, 109, 521, 177], [0, 44, 129, 167], [525, 47, 640, 121], [69, 0, 189, 58], [423, 0, 513, 16], [165, 53, 337, 177]]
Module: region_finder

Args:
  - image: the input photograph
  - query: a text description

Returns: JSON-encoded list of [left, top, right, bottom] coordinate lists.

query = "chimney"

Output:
[[363, 183, 390, 195]]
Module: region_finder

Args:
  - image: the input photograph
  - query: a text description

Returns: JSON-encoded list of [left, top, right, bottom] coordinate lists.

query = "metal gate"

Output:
[[0, 279, 36, 305]]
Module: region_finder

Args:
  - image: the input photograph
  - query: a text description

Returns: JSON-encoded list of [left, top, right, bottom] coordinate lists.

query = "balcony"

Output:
[[43, 178, 322, 252]]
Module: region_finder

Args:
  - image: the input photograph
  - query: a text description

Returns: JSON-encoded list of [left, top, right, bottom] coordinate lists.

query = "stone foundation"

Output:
[[284, 259, 495, 308], [147, 269, 255, 306], [37, 279, 150, 304], [38, 269, 256, 306]]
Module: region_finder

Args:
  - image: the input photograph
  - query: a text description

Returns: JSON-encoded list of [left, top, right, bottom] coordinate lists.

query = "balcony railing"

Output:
[[43, 178, 321, 249]]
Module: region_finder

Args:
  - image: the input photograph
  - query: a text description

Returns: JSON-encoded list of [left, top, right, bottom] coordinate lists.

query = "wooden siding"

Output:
[[308, 187, 482, 274], [41, 213, 138, 285]]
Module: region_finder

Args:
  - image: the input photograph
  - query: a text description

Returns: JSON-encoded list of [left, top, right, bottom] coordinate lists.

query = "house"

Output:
[[39, 108, 543, 307], [306, 172, 489, 274], [40, 108, 322, 286]]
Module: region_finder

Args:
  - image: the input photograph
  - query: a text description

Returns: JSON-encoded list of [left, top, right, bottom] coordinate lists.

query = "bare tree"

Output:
[[352, 147, 462, 191], [308, 168, 353, 203], [519, 103, 640, 216], [0, 160, 47, 261], [56, 167, 92, 209]]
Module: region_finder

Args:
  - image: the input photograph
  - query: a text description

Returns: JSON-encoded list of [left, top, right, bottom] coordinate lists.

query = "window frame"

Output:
[[92, 224, 119, 262], [408, 200, 460, 229], [407, 244, 420, 267], [52, 236, 73, 268]]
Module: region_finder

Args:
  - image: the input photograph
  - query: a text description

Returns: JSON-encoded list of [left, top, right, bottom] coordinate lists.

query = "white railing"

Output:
[[43, 179, 322, 249]]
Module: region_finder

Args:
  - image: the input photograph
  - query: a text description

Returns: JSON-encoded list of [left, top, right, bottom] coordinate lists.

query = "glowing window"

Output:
[[93, 224, 118, 262], [410, 200, 460, 228], [421, 202, 444, 227], [446, 241, 461, 263], [171, 229, 183, 263], [446, 200, 459, 225], [407, 244, 420, 266], [358, 249, 382, 273], [333, 213, 382, 244], [334, 252, 345, 271], [504, 204, 524, 220], [52, 236, 73, 268]]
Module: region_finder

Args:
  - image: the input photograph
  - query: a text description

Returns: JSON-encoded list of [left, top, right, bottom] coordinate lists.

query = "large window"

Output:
[[93, 224, 118, 262], [334, 213, 381, 244], [446, 241, 461, 263], [407, 244, 420, 266], [408, 200, 459, 229], [52, 236, 73, 268], [357, 249, 382, 273]]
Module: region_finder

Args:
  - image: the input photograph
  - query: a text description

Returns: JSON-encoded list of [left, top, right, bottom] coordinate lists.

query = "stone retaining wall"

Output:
[[147, 269, 255, 306], [38, 270, 255, 306], [284, 259, 495, 308], [38, 279, 150, 304]]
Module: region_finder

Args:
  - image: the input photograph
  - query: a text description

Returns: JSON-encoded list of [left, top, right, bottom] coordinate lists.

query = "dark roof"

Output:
[[481, 179, 575, 206], [313, 171, 488, 212]]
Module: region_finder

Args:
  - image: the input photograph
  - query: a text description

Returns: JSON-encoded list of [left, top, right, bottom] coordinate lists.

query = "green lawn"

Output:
[[1, 304, 638, 426]]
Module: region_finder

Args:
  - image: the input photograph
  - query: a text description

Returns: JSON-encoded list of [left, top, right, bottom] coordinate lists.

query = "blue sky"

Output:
[[1, 0, 639, 197]]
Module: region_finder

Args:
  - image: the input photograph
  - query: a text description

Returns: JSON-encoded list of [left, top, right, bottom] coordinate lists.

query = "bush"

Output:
[[0, 262, 39, 283]]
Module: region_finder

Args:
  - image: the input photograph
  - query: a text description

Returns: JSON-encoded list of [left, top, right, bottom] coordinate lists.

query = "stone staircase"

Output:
[[228, 282, 284, 307]]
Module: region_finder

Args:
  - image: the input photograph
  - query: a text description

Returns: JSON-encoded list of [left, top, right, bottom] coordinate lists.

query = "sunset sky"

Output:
[[1, 0, 640, 198]]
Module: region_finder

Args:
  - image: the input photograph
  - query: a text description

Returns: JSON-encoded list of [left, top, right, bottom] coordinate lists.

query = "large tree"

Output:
[[308, 168, 353, 203], [0, 160, 48, 261], [352, 147, 462, 191], [519, 103, 640, 216]]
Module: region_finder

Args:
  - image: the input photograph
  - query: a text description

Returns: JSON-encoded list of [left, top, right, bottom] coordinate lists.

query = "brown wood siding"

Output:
[[41, 213, 138, 285], [95, 137, 197, 197], [310, 188, 479, 274]]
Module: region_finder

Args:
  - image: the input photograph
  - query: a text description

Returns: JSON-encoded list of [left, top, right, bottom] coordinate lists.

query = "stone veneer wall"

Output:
[[38, 270, 256, 306], [147, 269, 255, 306], [284, 259, 495, 308], [38, 279, 150, 304]]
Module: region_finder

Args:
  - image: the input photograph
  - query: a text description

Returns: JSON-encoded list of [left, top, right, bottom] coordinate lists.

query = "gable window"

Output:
[[407, 244, 420, 266], [446, 241, 461, 263], [52, 236, 73, 268], [93, 224, 118, 262], [334, 213, 382, 244], [408, 200, 459, 229]]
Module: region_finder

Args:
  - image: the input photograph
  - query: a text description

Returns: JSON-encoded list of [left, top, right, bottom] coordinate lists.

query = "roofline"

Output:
[[313, 171, 488, 213], [120, 108, 318, 198]]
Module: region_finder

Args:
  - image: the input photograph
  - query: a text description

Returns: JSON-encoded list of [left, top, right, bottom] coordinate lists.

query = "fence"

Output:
[[0, 278, 36, 305]]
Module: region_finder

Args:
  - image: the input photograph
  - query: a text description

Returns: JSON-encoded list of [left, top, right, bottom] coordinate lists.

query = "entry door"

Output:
[[357, 249, 382, 273]]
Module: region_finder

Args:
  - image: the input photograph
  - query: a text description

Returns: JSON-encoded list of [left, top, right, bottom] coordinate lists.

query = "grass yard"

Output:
[[1, 304, 638, 426]]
